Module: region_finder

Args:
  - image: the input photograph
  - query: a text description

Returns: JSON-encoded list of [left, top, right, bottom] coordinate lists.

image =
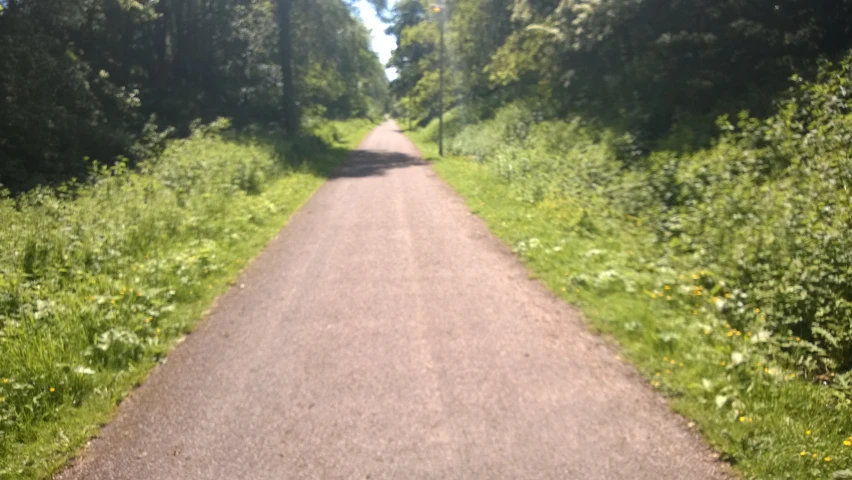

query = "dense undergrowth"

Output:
[[407, 58, 852, 479], [0, 118, 373, 479]]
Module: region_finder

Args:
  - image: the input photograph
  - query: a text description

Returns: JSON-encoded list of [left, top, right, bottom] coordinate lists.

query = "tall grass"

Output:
[[0, 118, 374, 478]]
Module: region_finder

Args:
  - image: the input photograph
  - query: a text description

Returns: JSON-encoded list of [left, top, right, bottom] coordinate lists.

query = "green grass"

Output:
[[0, 118, 374, 479], [406, 129, 852, 480]]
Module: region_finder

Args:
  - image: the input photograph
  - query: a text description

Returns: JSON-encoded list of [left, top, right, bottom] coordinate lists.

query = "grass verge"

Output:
[[406, 129, 852, 480], [0, 118, 374, 479]]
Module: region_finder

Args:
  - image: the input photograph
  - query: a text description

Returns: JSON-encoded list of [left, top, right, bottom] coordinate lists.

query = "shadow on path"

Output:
[[331, 150, 425, 179]]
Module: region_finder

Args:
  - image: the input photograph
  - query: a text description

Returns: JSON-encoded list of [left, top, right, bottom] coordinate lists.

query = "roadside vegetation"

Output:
[[388, 0, 852, 477], [0, 118, 374, 478], [1, 0, 387, 477]]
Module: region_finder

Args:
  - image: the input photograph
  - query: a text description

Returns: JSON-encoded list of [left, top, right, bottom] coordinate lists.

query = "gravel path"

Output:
[[58, 121, 729, 480]]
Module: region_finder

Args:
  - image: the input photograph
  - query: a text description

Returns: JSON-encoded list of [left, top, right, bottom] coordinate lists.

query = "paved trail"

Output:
[[59, 122, 728, 480]]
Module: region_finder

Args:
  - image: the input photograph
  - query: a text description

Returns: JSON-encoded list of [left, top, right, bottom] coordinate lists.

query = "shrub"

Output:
[[443, 55, 852, 387]]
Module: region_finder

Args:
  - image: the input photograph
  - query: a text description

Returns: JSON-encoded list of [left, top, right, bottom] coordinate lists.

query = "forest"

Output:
[[387, 0, 852, 477], [0, 0, 389, 193]]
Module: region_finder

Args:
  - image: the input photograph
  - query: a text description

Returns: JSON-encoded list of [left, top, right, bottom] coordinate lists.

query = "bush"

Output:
[[443, 55, 852, 387], [0, 118, 367, 476]]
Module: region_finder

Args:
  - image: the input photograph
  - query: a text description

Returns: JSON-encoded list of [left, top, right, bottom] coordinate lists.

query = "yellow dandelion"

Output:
[[665, 369, 671, 374], [49, 387, 55, 392], [679, 362, 684, 367], [724, 293, 732, 299], [747, 417, 753, 423], [2, 378, 7, 383], [692, 274, 700, 280], [843, 440, 851, 446], [754, 308, 760, 313], [664, 357, 669, 361], [561, 287, 567, 292], [727, 331, 734, 337], [800, 451, 807, 456], [0, 397, 4, 402], [156, 328, 161, 334], [812, 453, 818, 458], [664, 285, 671, 290], [789, 373, 796, 378], [825, 457, 831, 462], [704, 329, 711, 335], [739, 416, 745, 423], [670, 359, 676, 365], [806, 430, 811, 435], [721, 361, 727, 366], [796, 337, 801, 342]]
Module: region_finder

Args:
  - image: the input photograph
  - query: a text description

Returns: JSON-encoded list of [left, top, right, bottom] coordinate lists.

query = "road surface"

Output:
[[59, 121, 729, 479]]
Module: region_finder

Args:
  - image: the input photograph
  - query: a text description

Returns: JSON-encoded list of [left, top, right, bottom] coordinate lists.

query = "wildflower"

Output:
[[812, 453, 817, 458], [665, 369, 671, 374], [800, 451, 807, 456], [796, 337, 801, 342], [727, 331, 734, 337], [0, 397, 4, 402], [156, 328, 161, 334], [2, 378, 7, 383], [754, 308, 760, 313], [49, 387, 55, 392], [721, 361, 727, 366], [789, 373, 796, 379], [664, 286, 671, 291], [825, 457, 831, 462], [806, 430, 811, 435], [679, 362, 684, 367], [692, 274, 700, 280], [561, 288, 566, 292], [747, 417, 753, 423], [704, 329, 711, 335], [724, 293, 732, 299], [739, 416, 745, 423], [843, 440, 851, 446], [146, 317, 152, 323], [670, 360, 676, 365], [664, 357, 669, 361]]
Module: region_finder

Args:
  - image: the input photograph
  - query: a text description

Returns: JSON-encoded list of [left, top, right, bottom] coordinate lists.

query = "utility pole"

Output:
[[432, 3, 445, 156]]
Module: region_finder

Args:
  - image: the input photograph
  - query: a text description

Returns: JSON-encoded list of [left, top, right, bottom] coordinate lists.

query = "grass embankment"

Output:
[[405, 109, 852, 478], [0, 118, 374, 479]]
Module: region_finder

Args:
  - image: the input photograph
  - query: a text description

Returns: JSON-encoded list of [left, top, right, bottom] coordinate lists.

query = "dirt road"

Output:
[[59, 121, 728, 479]]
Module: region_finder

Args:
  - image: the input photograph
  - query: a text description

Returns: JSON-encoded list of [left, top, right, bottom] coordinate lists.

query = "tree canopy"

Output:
[[386, 0, 852, 146], [0, 0, 390, 193]]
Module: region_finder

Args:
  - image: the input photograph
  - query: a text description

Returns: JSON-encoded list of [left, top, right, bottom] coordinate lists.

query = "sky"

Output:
[[355, 0, 398, 81]]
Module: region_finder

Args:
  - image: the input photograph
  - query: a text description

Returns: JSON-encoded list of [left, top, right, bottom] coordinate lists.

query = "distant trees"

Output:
[[0, 0, 390, 193]]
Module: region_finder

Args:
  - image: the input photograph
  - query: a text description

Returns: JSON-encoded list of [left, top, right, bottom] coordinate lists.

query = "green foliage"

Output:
[[407, 56, 852, 477], [0, 118, 374, 478], [0, 0, 388, 194]]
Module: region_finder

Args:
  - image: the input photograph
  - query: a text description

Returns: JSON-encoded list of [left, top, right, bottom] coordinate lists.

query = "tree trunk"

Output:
[[276, 0, 298, 130]]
